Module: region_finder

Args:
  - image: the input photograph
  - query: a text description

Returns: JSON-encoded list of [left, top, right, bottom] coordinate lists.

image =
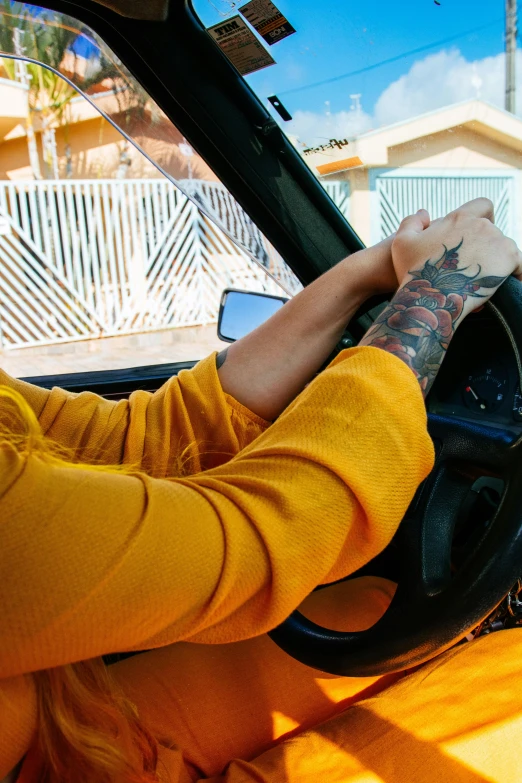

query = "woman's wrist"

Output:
[[339, 237, 397, 302], [360, 240, 473, 395]]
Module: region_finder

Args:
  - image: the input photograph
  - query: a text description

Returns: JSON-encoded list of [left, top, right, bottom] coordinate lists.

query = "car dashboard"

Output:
[[428, 309, 522, 433]]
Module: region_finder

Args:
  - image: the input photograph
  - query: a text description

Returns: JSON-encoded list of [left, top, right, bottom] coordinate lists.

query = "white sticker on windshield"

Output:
[[208, 16, 276, 75], [239, 0, 296, 45]]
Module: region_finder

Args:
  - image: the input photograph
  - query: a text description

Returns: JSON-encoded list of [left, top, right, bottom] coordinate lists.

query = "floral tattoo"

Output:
[[364, 240, 506, 393]]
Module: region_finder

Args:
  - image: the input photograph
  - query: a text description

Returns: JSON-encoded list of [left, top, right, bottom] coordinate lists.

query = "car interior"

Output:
[[0, 0, 521, 677]]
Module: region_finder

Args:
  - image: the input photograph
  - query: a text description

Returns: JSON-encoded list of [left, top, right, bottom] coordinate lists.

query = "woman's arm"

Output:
[[217, 237, 397, 421], [0, 356, 269, 475], [217, 198, 522, 418], [0, 347, 433, 678], [221, 198, 522, 423]]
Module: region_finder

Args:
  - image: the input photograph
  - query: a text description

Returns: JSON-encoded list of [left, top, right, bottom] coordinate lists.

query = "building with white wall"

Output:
[[303, 100, 522, 246]]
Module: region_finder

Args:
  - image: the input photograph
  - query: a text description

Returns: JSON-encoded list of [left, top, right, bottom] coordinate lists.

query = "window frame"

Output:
[[20, 360, 196, 395]]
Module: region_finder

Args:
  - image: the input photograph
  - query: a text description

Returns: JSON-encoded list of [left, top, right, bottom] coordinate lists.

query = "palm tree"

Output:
[[0, 1, 147, 178]]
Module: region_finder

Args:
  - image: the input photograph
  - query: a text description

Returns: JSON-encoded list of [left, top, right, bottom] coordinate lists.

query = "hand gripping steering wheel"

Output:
[[268, 277, 522, 676]]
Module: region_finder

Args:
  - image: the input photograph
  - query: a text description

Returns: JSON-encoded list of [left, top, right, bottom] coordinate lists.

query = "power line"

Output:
[[276, 19, 503, 98]]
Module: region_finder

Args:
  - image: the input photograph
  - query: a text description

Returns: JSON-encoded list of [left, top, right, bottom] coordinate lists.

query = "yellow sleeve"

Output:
[[0, 354, 268, 475], [0, 347, 434, 679]]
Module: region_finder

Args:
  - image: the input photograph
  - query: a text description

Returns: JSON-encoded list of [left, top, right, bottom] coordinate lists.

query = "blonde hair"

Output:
[[0, 385, 160, 782]]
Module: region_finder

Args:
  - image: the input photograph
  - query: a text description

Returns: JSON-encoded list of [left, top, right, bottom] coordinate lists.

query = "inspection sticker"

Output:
[[208, 16, 276, 75], [239, 0, 296, 45]]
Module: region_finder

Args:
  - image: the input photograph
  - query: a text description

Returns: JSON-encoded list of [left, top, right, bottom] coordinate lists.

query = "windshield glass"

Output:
[[194, 0, 518, 246]]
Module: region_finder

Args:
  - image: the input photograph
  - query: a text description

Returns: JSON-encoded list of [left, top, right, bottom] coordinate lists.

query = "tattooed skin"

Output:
[[216, 348, 229, 369], [363, 239, 506, 395]]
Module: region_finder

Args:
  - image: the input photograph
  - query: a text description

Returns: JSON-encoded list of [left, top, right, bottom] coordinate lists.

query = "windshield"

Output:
[[194, 0, 518, 246]]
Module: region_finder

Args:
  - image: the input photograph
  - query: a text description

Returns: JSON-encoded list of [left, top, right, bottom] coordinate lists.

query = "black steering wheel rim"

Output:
[[268, 277, 522, 677]]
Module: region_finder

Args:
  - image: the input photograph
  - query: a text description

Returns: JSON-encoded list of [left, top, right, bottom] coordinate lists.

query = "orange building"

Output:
[[0, 67, 216, 182]]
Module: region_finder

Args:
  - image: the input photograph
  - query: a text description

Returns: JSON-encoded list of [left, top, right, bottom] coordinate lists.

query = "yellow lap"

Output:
[[112, 576, 398, 778], [112, 577, 522, 782], [224, 628, 522, 782]]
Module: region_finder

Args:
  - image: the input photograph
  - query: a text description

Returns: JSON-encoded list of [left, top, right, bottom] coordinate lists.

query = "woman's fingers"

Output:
[[450, 197, 495, 223], [393, 199, 493, 247], [395, 209, 431, 239]]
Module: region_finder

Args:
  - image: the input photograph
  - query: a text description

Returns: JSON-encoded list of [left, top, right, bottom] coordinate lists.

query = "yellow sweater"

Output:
[[0, 346, 434, 778]]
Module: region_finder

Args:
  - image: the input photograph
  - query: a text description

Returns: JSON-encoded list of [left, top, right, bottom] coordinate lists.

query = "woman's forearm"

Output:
[[217, 240, 393, 421], [360, 204, 519, 397]]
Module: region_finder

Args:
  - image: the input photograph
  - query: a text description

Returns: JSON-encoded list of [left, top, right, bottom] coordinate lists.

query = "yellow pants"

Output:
[[109, 577, 522, 782]]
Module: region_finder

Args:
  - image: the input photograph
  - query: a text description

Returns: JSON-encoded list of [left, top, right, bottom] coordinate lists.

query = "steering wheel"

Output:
[[268, 277, 522, 677]]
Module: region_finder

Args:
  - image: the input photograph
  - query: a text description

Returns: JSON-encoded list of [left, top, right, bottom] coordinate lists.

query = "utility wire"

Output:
[[276, 18, 503, 98]]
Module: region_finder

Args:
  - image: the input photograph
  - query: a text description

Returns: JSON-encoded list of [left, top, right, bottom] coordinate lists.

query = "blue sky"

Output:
[[193, 0, 509, 143], [14, 0, 514, 147]]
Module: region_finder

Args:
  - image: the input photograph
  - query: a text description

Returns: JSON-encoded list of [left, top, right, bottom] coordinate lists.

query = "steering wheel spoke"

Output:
[[397, 465, 473, 599], [428, 413, 519, 470]]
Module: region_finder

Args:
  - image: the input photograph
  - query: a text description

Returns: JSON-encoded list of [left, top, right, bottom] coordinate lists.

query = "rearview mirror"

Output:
[[218, 288, 288, 342]]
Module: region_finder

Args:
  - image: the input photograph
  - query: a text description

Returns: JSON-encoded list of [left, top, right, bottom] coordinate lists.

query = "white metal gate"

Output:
[[0, 178, 349, 350], [0, 180, 294, 349], [375, 173, 515, 242], [323, 181, 350, 220]]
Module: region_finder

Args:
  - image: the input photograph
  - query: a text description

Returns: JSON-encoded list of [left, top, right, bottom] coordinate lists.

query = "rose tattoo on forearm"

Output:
[[363, 240, 506, 394]]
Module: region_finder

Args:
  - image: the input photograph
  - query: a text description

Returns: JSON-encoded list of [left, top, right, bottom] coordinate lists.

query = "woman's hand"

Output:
[[361, 198, 522, 395], [391, 198, 522, 308], [348, 198, 506, 299]]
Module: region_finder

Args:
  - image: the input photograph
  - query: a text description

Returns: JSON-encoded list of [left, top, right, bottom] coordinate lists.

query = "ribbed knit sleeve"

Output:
[[0, 347, 434, 679], [0, 354, 269, 475]]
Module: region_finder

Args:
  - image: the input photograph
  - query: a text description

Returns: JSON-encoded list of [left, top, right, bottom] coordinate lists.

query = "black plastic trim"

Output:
[[20, 360, 197, 396]]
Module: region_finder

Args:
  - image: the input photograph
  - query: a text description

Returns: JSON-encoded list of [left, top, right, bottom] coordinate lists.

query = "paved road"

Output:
[[0, 325, 226, 379]]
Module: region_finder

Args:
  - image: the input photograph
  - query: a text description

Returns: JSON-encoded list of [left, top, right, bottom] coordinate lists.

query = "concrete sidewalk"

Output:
[[0, 325, 226, 378]]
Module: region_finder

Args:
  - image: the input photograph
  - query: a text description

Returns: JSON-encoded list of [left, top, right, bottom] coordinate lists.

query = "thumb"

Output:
[[396, 209, 431, 237]]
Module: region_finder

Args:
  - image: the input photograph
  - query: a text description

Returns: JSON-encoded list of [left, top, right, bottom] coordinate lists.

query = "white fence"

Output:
[[375, 173, 515, 242], [2, 169, 517, 352], [0, 179, 347, 350]]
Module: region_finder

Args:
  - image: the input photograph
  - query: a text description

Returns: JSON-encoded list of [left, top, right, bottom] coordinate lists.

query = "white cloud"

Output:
[[373, 48, 522, 126], [284, 107, 372, 147], [287, 48, 522, 147]]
